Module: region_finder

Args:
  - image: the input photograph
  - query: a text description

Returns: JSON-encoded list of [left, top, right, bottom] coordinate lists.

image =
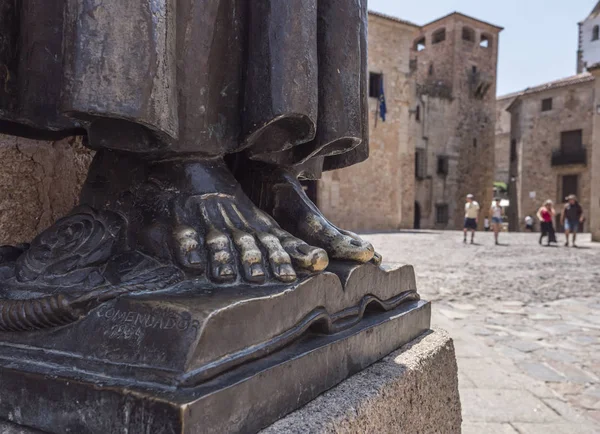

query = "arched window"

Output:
[[432, 28, 446, 44], [415, 105, 421, 122], [414, 37, 426, 52], [428, 63, 434, 76], [462, 26, 475, 42], [480, 33, 492, 48], [593, 25, 599, 41]]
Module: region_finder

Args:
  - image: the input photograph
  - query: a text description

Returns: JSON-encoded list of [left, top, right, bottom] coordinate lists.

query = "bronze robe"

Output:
[[0, 0, 368, 171]]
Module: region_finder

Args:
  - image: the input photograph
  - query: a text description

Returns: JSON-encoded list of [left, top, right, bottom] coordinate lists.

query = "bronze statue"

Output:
[[0, 0, 379, 301], [0, 2, 431, 432]]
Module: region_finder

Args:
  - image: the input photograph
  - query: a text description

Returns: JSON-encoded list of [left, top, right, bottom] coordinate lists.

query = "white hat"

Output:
[[466, 194, 474, 199]]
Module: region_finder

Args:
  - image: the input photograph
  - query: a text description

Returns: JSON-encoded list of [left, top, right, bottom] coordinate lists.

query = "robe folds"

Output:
[[0, 0, 368, 171]]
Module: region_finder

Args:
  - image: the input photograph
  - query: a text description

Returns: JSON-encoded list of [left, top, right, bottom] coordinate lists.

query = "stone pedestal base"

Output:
[[261, 328, 461, 434]]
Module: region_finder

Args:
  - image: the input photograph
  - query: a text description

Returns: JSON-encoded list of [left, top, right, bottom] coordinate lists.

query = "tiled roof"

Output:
[[422, 12, 503, 31], [516, 73, 594, 97], [503, 73, 594, 111], [368, 10, 420, 28], [496, 90, 523, 101]]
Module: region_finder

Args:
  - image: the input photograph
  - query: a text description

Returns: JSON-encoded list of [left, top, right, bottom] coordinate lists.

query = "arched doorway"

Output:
[[414, 201, 421, 229]]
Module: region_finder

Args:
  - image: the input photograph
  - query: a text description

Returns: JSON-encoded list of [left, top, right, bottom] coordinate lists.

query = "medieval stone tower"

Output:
[[411, 13, 502, 230]]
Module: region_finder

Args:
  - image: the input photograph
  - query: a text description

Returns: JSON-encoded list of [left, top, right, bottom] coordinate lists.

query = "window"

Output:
[[428, 63, 434, 76], [369, 73, 382, 98], [472, 65, 478, 74], [462, 27, 475, 42], [415, 105, 421, 122], [560, 130, 583, 153], [510, 139, 517, 162], [480, 34, 491, 48], [432, 28, 446, 44], [414, 37, 426, 51], [593, 25, 600, 41], [415, 148, 426, 179], [436, 204, 449, 225], [541, 98, 553, 112], [437, 156, 449, 175], [562, 175, 579, 199], [473, 138, 477, 148]]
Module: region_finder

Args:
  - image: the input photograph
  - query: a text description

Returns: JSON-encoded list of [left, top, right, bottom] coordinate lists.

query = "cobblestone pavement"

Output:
[[363, 231, 600, 433]]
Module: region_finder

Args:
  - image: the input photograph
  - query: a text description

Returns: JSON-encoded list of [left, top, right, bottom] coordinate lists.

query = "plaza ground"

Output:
[[363, 230, 600, 433]]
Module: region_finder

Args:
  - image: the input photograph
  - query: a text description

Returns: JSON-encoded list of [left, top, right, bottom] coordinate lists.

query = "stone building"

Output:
[[410, 13, 502, 230], [590, 65, 600, 242], [502, 74, 595, 232], [578, 1, 600, 73], [495, 93, 519, 185], [317, 12, 419, 232]]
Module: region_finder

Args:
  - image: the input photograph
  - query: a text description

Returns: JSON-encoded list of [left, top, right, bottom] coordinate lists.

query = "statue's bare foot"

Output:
[[238, 167, 381, 265], [82, 153, 329, 284]]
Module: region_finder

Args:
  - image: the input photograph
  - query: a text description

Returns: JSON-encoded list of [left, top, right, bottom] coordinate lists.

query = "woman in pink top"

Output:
[[536, 200, 557, 246]]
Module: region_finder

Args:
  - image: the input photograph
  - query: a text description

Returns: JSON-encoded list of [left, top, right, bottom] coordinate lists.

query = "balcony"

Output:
[[551, 147, 587, 166]]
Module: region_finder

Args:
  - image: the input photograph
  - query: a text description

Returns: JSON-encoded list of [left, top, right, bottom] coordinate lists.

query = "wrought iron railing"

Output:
[[551, 147, 587, 166]]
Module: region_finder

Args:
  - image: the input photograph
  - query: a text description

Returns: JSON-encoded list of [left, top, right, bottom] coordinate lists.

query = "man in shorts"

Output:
[[561, 195, 584, 247], [490, 198, 504, 245], [464, 194, 480, 244]]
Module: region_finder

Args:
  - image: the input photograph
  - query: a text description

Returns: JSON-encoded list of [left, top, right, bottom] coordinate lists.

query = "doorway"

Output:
[[414, 201, 421, 229]]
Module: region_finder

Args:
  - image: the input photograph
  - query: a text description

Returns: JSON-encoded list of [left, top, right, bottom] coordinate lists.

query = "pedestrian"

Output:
[[490, 198, 503, 245], [484, 217, 490, 232], [463, 194, 480, 244], [524, 215, 534, 231], [561, 194, 584, 247], [536, 200, 557, 246]]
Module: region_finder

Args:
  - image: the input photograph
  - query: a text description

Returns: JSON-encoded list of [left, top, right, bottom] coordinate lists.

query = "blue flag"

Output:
[[379, 78, 387, 122]]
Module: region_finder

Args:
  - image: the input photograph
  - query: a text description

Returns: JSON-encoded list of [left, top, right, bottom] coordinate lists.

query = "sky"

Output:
[[369, 0, 595, 96]]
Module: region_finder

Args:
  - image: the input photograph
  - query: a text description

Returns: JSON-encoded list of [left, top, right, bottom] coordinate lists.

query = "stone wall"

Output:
[[589, 68, 600, 241], [318, 14, 418, 232], [495, 95, 517, 185], [508, 80, 594, 231], [412, 14, 501, 230], [0, 135, 93, 246], [261, 329, 461, 434]]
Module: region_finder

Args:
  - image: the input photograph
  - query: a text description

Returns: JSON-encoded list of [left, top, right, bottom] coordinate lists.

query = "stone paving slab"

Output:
[[363, 231, 600, 432], [462, 423, 518, 434], [460, 388, 562, 423]]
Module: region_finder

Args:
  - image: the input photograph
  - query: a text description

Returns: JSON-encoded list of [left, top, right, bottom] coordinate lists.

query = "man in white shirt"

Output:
[[464, 194, 480, 244], [490, 198, 504, 245]]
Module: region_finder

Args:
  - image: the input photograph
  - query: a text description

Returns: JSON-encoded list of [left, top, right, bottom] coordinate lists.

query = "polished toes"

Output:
[[276, 263, 297, 283], [173, 225, 204, 270], [206, 229, 237, 282], [276, 233, 328, 272], [257, 232, 297, 282], [331, 230, 375, 263], [231, 229, 265, 283]]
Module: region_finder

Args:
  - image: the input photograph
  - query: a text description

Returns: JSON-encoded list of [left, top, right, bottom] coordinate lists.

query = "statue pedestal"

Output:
[[0, 263, 431, 433], [260, 328, 461, 434]]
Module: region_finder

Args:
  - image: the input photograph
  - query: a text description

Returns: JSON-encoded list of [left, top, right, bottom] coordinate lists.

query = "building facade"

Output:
[[578, 1, 600, 73], [411, 13, 502, 230], [495, 93, 518, 185], [503, 74, 594, 232], [318, 12, 502, 232], [317, 12, 419, 232], [588, 66, 600, 241]]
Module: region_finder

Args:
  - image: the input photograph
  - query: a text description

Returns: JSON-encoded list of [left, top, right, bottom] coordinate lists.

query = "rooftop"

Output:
[[504, 72, 594, 111], [516, 72, 594, 97], [422, 12, 504, 32], [368, 10, 420, 28]]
